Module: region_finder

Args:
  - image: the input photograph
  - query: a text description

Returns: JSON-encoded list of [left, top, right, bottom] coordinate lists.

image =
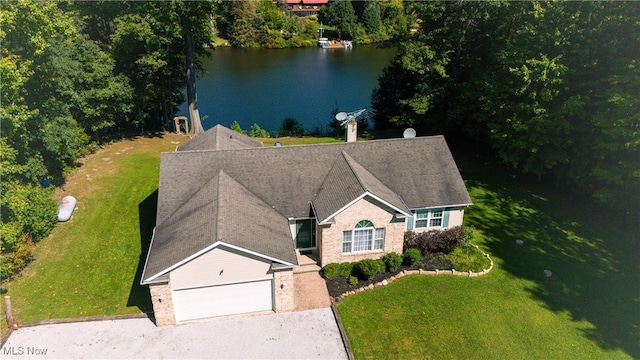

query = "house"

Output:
[[141, 124, 472, 325], [281, 0, 328, 17]]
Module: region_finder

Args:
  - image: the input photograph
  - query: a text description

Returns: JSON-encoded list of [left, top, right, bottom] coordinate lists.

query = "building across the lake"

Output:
[[281, 0, 328, 16]]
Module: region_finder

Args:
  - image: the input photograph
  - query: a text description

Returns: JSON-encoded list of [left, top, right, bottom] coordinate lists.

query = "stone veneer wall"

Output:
[[273, 270, 295, 312], [320, 197, 405, 266], [149, 282, 176, 326]]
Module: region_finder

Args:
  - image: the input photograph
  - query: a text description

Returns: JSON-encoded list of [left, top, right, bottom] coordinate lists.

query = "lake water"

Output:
[[181, 45, 396, 133]]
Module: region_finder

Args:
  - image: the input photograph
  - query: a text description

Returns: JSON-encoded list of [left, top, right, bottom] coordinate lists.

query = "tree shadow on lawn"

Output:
[[126, 189, 157, 315], [461, 165, 639, 358]]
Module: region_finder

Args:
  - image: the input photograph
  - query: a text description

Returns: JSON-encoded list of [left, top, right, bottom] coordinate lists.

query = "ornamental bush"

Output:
[[382, 252, 402, 272], [353, 259, 385, 280], [404, 248, 422, 266], [406, 226, 466, 255], [322, 262, 353, 279]]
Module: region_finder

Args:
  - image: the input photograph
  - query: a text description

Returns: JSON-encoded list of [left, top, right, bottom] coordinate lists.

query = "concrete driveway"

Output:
[[1, 308, 348, 359]]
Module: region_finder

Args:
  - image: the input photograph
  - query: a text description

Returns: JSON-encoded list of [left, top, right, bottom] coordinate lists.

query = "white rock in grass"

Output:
[[544, 270, 553, 277], [516, 239, 524, 246]]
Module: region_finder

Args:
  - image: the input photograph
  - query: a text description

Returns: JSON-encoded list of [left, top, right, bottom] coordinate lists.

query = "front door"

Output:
[[295, 219, 316, 250]]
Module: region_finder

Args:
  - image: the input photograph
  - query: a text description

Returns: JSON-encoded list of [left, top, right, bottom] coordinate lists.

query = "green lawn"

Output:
[[337, 147, 639, 359], [2, 134, 186, 324]]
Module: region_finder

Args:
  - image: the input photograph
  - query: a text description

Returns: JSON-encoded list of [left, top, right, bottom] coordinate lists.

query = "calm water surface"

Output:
[[182, 45, 396, 133]]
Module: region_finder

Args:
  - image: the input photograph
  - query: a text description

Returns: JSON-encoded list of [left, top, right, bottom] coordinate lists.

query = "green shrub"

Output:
[[348, 275, 359, 287], [0, 182, 56, 279], [447, 245, 491, 272], [353, 259, 385, 280], [0, 236, 36, 280], [322, 262, 354, 279], [382, 252, 402, 272], [404, 248, 422, 266]]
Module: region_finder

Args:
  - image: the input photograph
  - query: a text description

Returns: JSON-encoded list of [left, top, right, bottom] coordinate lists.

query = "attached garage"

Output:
[[173, 279, 273, 322], [163, 245, 278, 323]]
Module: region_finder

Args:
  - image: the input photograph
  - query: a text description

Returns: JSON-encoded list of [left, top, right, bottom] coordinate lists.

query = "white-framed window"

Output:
[[414, 209, 444, 229], [342, 231, 352, 253], [342, 220, 385, 253]]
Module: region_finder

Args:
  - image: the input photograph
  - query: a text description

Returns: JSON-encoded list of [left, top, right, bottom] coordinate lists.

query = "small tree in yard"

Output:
[[249, 123, 270, 138], [230, 120, 246, 134], [278, 117, 305, 137], [461, 226, 476, 258]]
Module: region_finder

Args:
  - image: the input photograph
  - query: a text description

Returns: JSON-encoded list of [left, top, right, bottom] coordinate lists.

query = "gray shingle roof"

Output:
[[142, 169, 297, 283], [313, 151, 410, 223], [176, 124, 262, 151], [159, 135, 470, 222], [143, 134, 471, 283]]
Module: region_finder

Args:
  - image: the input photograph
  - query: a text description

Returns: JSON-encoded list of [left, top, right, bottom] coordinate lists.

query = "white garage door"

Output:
[[173, 280, 273, 322]]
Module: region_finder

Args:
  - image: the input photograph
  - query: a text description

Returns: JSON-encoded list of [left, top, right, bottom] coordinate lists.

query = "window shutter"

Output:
[[443, 210, 450, 227], [407, 216, 414, 231]]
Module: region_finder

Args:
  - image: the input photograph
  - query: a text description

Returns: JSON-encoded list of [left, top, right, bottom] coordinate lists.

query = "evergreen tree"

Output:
[[320, 0, 358, 39], [363, 2, 383, 35]]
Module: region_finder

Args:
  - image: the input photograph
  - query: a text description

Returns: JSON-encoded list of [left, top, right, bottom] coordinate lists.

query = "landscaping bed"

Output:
[[324, 253, 454, 298], [323, 226, 493, 299]]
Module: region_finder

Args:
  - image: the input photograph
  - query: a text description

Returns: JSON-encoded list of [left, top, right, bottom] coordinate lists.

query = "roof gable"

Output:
[[313, 151, 410, 223], [142, 169, 297, 283]]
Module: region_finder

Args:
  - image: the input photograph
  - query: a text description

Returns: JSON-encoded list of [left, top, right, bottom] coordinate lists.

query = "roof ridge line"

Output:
[[215, 169, 224, 241], [170, 136, 437, 155], [340, 150, 371, 193], [216, 169, 288, 219]]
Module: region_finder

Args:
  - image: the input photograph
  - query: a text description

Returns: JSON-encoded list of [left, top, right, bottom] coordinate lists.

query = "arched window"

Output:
[[355, 220, 373, 228], [342, 220, 385, 253]]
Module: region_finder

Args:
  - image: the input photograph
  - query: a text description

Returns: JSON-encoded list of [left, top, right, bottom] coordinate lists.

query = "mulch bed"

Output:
[[324, 253, 454, 298]]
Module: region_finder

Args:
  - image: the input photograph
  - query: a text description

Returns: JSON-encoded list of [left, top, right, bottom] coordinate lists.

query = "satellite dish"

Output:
[[403, 128, 417, 138], [335, 112, 348, 121]]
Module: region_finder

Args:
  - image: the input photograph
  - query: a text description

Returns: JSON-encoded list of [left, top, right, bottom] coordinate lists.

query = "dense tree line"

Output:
[[372, 1, 639, 216], [0, 0, 215, 278], [217, 0, 410, 48], [319, 0, 409, 43]]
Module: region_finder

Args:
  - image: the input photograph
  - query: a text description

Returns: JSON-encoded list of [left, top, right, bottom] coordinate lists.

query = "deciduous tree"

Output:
[[372, 1, 639, 213]]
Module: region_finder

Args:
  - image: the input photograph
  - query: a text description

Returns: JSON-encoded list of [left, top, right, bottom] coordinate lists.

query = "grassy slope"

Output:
[[337, 147, 639, 359], [3, 134, 186, 322]]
